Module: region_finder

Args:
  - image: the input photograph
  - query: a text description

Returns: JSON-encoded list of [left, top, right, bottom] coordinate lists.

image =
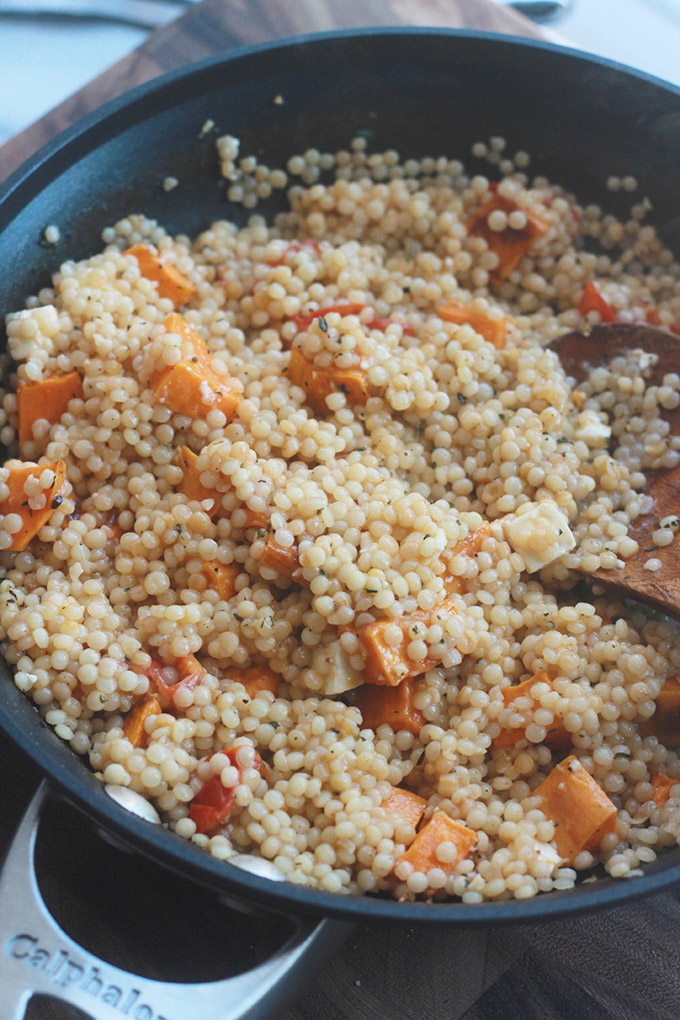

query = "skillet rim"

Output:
[[2, 26, 680, 925]]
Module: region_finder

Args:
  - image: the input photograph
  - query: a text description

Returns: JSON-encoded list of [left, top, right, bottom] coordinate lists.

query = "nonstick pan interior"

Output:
[[2, 28, 680, 925]]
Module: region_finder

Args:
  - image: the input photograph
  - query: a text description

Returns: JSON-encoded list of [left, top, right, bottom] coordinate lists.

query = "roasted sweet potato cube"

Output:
[[441, 522, 491, 595], [123, 694, 162, 748], [358, 599, 457, 686], [382, 786, 427, 829], [493, 672, 570, 751], [225, 663, 281, 699], [151, 314, 242, 421], [533, 755, 617, 862], [288, 344, 371, 413], [177, 446, 222, 517], [0, 460, 67, 551], [17, 371, 83, 445], [242, 507, 270, 529], [354, 677, 425, 735], [651, 771, 678, 809], [202, 561, 239, 600], [639, 677, 680, 746], [259, 532, 300, 579], [438, 301, 511, 349], [396, 811, 476, 878], [467, 194, 548, 283], [124, 243, 197, 307]]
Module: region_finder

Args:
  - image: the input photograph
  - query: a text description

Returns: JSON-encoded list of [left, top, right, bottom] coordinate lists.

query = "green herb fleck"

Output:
[[318, 316, 329, 332]]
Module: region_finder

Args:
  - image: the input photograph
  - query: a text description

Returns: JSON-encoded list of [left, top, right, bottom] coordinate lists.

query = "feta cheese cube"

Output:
[[534, 841, 564, 875], [574, 409, 611, 448], [504, 501, 576, 573], [6, 304, 60, 363], [313, 640, 363, 695], [9, 304, 60, 338]]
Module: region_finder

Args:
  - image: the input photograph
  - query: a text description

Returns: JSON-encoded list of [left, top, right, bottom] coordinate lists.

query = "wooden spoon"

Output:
[[548, 323, 680, 615]]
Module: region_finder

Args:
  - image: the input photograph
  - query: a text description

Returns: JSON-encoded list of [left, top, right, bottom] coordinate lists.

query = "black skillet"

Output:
[[2, 28, 680, 1020]]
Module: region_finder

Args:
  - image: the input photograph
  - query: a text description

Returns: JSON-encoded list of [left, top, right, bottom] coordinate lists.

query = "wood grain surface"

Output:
[[5, 4, 677, 1020], [0, 0, 543, 182], [550, 323, 680, 616]]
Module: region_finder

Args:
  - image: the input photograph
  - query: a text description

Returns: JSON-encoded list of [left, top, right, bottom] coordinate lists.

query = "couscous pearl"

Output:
[[1, 134, 678, 908]]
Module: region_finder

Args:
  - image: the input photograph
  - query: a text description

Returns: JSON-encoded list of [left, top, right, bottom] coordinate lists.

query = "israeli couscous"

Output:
[[2, 134, 680, 902]]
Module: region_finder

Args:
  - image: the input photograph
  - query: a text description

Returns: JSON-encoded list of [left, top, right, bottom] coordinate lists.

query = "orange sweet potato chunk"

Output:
[[354, 677, 425, 735], [651, 771, 677, 809], [151, 314, 243, 421], [493, 672, 570, 751], [224, 663, 281, 699], [242, 507, 270, 529], [438, 301, 511, 349], [123, 694, 162, 748], [358, 599, 457, 686], [382, 786, 427, 829], [259, 532, 300, 579], [467, 194, 548, 283], [442, 522, 491, 595], [124, 243, 197, 307], [288, 344, 371, 413], [177, 446, 222, 517], [533, 755, 617, 862], [202, 561, 239, 601], [639, 676, 680, 745], [1, 460, 67, 551], [397, 810, 477, 877], [17, 371, 83, 445]]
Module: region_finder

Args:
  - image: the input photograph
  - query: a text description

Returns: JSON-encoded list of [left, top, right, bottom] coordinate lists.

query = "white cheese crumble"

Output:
[[198, 379, 217, 405], [504, 501, 576, 573], [9, 304, 60, 337], [313, 640, 363, 695], [574, 409, 611, 448], [534, 841, 565, 875]]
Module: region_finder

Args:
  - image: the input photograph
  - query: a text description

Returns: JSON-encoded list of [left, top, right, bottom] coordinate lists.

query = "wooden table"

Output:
[[2, 3, 679, 1019]]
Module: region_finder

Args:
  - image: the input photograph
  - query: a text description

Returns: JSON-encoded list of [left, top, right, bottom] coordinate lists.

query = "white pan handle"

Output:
[[0, 782, 351, 1020]]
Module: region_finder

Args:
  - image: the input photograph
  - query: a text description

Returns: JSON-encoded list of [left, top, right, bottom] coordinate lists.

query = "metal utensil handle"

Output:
[[0, 0, 187, 30], [0, 783, 350, 1020], [499, 0, 572, 20]]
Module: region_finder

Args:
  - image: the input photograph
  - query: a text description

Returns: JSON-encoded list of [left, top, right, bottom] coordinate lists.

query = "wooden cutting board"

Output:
[[0, 0, 544, 181]]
